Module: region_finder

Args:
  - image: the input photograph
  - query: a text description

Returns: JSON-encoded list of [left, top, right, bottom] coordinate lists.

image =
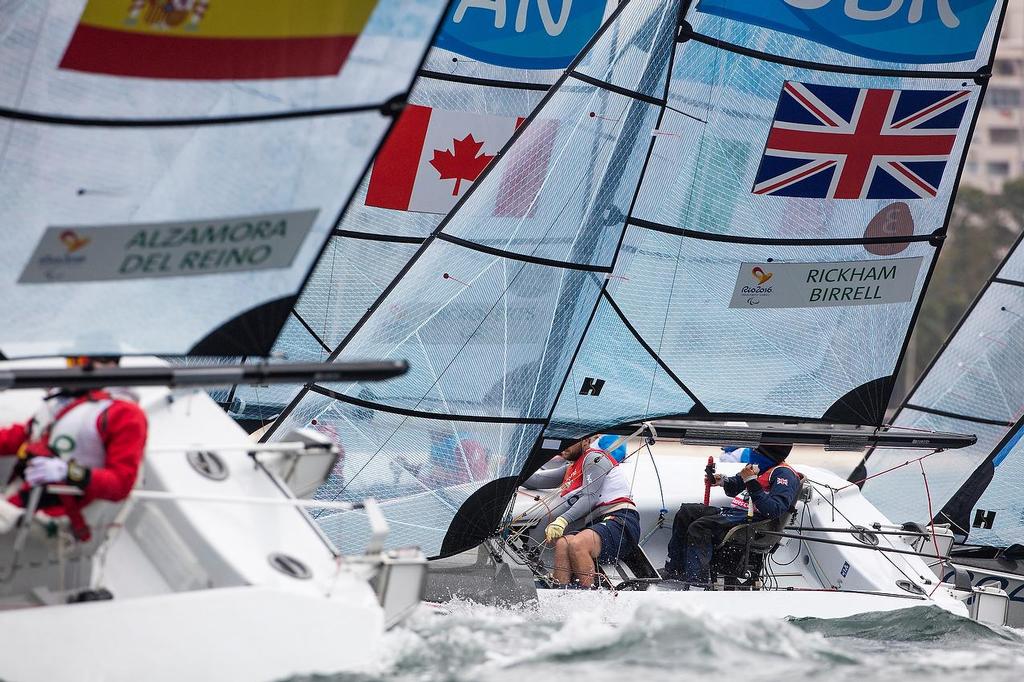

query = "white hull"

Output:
[[485, 445, 978, 621], [536, 585, 966, 622], [0, 358, 420, 681], [0, 585, 384, 682]]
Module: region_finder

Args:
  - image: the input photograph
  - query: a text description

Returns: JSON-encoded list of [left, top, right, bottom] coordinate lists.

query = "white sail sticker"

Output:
[[728, 257, 923, 309], [19, 209, 318, 284]]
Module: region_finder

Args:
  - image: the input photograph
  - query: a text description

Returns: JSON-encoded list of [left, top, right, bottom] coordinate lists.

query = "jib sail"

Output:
[[861, 233, 1024, 547]]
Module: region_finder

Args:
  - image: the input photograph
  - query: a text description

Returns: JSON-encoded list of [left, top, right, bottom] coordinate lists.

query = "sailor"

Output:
[[0, 356, 148, 540], [522, 434, 639, 588], [662, 444, 799, 588]]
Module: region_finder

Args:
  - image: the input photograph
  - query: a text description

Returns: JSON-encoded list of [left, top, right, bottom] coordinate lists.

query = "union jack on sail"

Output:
[[752, 81, 971, 200]]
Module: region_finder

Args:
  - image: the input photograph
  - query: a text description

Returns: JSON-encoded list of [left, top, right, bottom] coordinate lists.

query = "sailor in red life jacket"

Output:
[[662, 444, 800, 588], [522, 435, 640, 588], [0, 356, 148, 540]]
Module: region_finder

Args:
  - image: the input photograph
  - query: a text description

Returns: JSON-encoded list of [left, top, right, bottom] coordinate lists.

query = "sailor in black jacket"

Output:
[[663, 444, 800, 587]]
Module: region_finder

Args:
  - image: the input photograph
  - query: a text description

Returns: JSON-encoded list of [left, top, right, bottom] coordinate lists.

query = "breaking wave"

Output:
[[287, 602, 1024, 682]]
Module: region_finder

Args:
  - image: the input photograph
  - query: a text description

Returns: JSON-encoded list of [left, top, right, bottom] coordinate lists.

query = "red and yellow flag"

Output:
[[59, 0, 378, 80]]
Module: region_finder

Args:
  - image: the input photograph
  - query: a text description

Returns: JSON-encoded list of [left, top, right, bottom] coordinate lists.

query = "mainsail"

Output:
[[0, 0, 449, 357], [267, 0, 1006, 558], [228, 0, 617, 427], [860, 233, 1024, 547]]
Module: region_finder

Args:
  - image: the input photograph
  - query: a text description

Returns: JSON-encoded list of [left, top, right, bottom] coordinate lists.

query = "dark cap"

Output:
[[757, 443, 792, 463]]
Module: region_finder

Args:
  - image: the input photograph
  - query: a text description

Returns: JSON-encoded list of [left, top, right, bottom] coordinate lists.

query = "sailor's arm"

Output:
[[71, 403, 147, 501], [748, 468, 800, 520], [522, 461, 569, 490], [0, 422, 28, 455], [720, 473, 746, 498]]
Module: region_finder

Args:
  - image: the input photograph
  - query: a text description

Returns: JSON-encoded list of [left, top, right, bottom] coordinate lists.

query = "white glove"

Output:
[[739, 463, 760, 482], [25, 457, 68, 487]]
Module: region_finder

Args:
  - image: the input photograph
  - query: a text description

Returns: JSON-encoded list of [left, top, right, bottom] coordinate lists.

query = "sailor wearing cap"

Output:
[[662, 444, 800, 588]]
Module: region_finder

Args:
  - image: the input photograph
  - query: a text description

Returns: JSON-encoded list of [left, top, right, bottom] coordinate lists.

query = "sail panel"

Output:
[[634, 41, 981, 240], [317, 241, 603, 420], [0, 111, 384, 356], [1001, 245, 1024, 281], [443, 85, 660, 267], [273, 388, 542, 556], [690, 0, 1001, 72], [291, 237, 423, 353], [910, 283, 1024, 423], [600, 225, 936, 423], [573, 0, 678, 97], [963, 424, 1024, 546], [546, 295, 697, 439], [0, 1, 436, 117], [0, 0, 448, 357], [861, 409, 1006, 528]]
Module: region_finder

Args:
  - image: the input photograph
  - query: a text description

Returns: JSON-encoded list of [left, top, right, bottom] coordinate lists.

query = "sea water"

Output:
[[289, 600, 1024, 682]]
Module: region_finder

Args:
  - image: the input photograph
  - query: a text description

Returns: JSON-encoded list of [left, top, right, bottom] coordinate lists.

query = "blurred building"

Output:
[[963, 0, 1024, 193]]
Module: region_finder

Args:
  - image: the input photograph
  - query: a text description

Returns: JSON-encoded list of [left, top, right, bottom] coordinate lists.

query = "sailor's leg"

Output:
[[683, 514, 732, 585], [665, 503, 719, 575], [568, 529, 602, 588], [552, 536, 572, 585]]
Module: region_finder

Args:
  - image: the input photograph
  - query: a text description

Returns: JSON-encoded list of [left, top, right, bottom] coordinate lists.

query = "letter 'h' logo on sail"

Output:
[[579, 377, 605, 397], [973, 509, 996, 529]]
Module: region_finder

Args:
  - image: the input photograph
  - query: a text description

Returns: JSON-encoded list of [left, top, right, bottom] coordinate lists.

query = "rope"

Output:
[[918, 459, 946, 597], [838, 448, 943, 491], [639, 438, 669, 546]]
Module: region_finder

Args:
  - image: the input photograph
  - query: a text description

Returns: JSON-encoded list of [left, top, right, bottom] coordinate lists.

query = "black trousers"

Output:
[[664, 503, 747, 581]]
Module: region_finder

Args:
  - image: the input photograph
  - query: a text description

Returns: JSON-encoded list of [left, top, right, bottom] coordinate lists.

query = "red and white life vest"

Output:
[[25, 392, 115, 469], [560, 447, 634, 514], [730, 462, 799, 513]]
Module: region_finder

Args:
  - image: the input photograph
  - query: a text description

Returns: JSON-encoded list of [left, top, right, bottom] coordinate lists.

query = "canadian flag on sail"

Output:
[[366, 104, 554, 216]]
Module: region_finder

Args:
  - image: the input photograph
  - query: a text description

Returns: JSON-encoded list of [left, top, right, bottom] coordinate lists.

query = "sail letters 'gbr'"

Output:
[[696, 0, 998, 64]]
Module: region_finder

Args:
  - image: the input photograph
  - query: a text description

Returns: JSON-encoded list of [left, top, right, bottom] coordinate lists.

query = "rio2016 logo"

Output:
[[435, 0, 610, 70], [697, 0, 997, 64]]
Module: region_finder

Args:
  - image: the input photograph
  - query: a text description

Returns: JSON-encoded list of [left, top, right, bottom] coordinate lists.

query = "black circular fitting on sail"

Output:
[[677, 20, 693, 43]]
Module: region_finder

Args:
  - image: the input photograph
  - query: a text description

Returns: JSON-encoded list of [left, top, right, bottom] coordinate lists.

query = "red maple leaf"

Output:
[[429, 133, 494, 196]]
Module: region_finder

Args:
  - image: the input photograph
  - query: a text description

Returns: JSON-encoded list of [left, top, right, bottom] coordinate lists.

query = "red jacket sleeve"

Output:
[[87, 401, 147, 501], [0, 422, 29, 456]]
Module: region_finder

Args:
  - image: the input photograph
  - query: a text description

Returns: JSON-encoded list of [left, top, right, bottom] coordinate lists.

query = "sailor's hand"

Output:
[[545, 516, 568, 543], [739, 463, 760, 482], [25, 457, 68, 487], [708, 473, 724, 487]]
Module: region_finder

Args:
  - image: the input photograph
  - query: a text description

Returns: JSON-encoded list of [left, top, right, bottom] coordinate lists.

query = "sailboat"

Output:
[[0, 1, 449, 680], [261, 0, 1010, 621], [858, 231, 1024, 625]]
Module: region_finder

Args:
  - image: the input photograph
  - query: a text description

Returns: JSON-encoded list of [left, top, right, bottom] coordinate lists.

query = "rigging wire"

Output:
[[918, 459, 947, 597]]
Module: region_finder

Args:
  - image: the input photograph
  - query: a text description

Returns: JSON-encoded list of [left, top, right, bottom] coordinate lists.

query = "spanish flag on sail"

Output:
[[59, 0, 378, 80]]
